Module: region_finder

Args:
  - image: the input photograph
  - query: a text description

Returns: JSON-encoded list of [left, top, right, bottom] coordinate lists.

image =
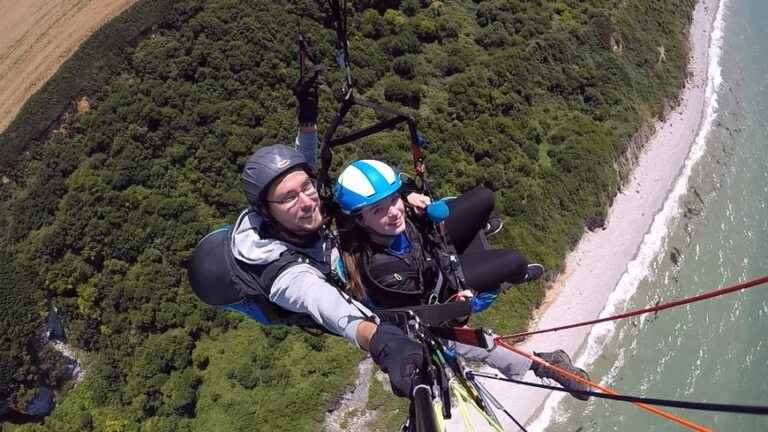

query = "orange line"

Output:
[[496, 340, 711, 432]]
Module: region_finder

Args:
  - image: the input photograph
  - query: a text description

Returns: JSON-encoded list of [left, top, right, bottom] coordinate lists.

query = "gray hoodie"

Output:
[[229, 130, 372, 346]]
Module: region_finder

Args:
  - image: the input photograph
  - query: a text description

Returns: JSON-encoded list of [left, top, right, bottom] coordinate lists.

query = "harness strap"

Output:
[[260, 251, 304, 292], [427, 326, 495, 350], [374, 301, 472, 327]]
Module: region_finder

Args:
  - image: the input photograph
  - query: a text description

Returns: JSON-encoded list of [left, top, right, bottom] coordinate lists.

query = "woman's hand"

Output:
[[405, 192, 431, 214], [452, 289, 499, 313]]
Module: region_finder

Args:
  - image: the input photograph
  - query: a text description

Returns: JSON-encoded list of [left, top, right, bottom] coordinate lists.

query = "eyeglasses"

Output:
[[266, 179, 318, 207]]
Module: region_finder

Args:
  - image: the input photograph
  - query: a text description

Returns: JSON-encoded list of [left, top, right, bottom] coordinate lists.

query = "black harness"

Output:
[[188, 225, 334, 331], [189, 223, 473, 333], [360, 214, 468, 310], [361, 220, 439, 308]]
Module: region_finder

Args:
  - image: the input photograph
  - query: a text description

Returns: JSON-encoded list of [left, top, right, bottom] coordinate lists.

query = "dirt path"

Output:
[[324, 358, 377, 432], [0, 0, 137, 134]]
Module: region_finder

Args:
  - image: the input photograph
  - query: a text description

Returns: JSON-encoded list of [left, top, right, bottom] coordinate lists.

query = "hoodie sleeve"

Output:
[[270, 263, 373, 347], [295, 129, 318, 171]]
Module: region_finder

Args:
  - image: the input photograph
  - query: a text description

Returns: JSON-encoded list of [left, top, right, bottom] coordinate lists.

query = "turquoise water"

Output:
[[540, 0, 768, 430]]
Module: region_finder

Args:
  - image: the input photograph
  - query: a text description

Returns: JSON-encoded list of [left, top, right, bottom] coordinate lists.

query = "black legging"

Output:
[[444, 187, 528, 293]]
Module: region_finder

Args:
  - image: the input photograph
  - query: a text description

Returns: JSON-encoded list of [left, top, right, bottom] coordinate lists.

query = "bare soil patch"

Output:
[[0, 0, 136, 133]]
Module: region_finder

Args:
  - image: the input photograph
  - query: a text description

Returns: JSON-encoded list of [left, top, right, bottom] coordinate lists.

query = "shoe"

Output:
[[484, 217, 503, 237], [523, 263, 544, 282], [532, 350, 591, 401]]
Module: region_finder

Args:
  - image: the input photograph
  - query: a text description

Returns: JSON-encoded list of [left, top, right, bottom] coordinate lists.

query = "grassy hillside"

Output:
[[1, 0, 695, 429]]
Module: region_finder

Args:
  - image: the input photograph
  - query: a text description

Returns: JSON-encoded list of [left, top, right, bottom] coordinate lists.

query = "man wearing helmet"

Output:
[[188, 74, 427, 399]]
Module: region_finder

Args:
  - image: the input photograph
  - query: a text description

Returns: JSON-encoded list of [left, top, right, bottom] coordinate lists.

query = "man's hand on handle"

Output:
[[369, 323, 427, 398]]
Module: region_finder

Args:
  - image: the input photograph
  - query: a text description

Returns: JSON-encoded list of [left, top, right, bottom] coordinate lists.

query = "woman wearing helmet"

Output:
[[333, 159, 541, 309], [333, 159, 591, 400]]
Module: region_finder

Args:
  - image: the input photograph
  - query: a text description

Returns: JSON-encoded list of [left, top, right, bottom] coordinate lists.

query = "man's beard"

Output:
[[270, 213, 322, 246]]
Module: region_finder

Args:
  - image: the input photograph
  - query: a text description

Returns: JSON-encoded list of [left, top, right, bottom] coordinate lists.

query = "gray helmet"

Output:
[[242, 144, 311, 208]]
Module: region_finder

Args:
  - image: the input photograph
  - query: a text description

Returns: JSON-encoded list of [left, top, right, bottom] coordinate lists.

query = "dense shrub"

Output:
[[0, 0, 696, 428], [383, 77, 422, 108]]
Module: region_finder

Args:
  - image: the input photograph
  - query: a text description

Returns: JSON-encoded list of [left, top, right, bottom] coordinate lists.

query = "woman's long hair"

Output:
[[335, 213, 370, 303]]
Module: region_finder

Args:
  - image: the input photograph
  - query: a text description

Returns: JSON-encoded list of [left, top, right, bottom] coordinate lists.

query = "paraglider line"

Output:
[[469, 371, 768, 415], [496, 341, 711, 432], [499, 275, 768, 341]]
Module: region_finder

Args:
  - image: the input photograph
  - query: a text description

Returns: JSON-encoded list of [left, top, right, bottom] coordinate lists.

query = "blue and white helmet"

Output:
[[334, 159, 403, 214]]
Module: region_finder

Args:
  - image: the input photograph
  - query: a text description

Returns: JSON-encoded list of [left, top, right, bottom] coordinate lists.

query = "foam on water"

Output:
[[528, 0, 730, 429]]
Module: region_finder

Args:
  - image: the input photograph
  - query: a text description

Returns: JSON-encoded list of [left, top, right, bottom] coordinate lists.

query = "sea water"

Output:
[[535, 0, 768, 430]]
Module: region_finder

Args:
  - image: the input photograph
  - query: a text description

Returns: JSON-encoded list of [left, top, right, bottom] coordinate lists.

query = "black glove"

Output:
[[292, 66, 323, 125], [369, 323, 427, 398]]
